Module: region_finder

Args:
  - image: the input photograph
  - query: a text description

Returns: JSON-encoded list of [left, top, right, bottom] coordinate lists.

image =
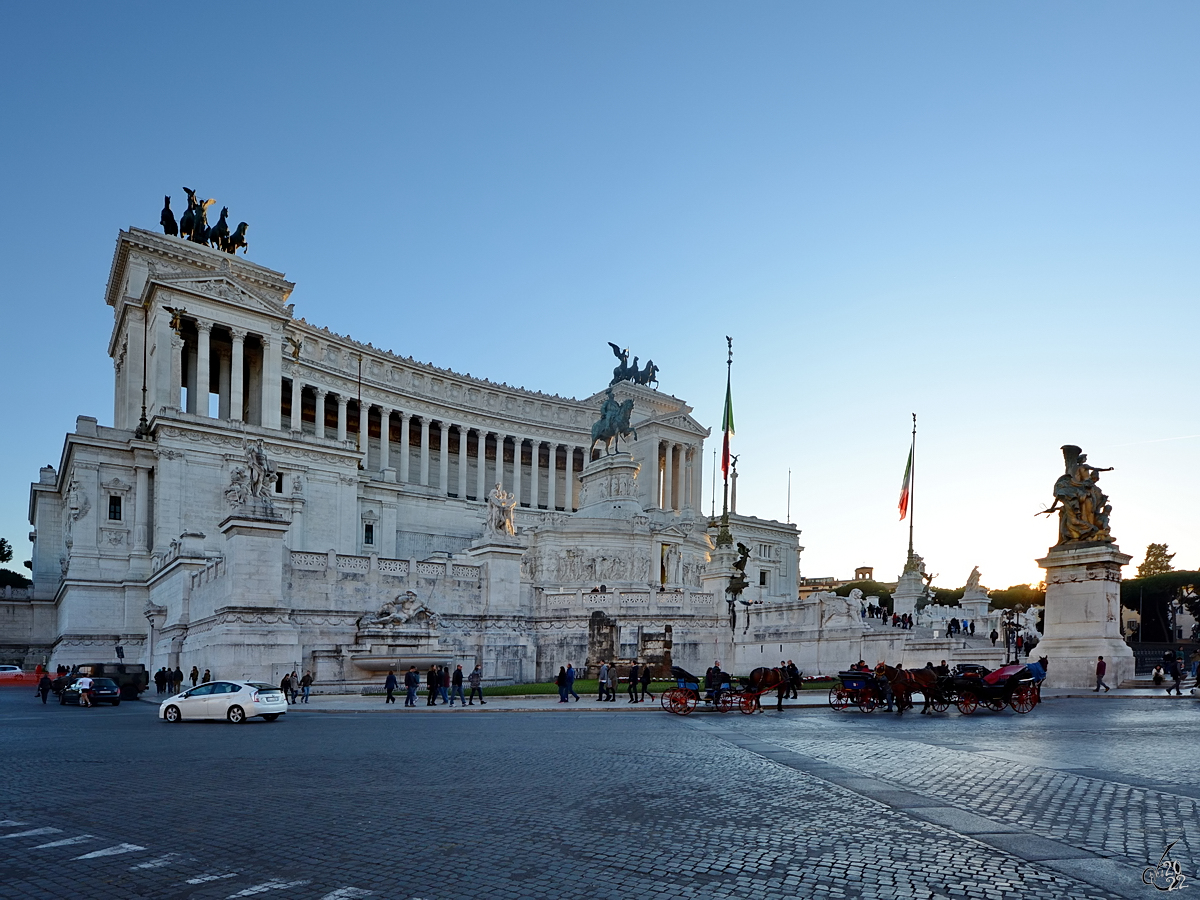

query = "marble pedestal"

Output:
[[1036, 542, 1133, 689], [891, 570, 925, 618]]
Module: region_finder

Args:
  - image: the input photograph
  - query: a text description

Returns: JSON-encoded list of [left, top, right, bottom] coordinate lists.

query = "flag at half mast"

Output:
[[898, 446, 913, 521], [721, 363, 735, 479]]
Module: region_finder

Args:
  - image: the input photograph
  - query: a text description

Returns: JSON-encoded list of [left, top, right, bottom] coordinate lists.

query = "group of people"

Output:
[[890, 613, 914, 630], [278, 670, 314, 704], [1149, 648, 1197, 696], [384, 663, 485, 707], [154, 666, 209, 694], [587, 661, 656, 703], [944, 617, 974, 636]]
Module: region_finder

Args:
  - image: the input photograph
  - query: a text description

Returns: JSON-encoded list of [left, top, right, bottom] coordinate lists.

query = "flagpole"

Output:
[[908, 412, 916, 562], [717, 337, 734, 547]]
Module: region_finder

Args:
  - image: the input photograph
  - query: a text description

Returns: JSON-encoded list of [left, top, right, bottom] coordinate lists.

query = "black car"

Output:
[[60, 677, 122, 706]]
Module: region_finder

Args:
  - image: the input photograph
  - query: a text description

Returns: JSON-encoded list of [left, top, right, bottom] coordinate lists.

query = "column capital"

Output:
[[195, 319, 213, 335], [337, 394, 349, 408], [229, 328, 247, 342]]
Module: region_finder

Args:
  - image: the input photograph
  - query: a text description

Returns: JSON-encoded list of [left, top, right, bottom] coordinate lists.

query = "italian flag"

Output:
[[898, 447, 913, 521], [721, 373, 735, 479]]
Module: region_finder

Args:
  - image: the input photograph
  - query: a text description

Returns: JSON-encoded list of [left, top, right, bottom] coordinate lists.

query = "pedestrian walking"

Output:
[[76, 675, 95, 707], [565, 663, 580, 702], [154, 667, 166, 695], [627, 663, 640, 703], [597, 662, 610, 701], [467, 664, 486, 705], [1094, 655, 1110, 693], [786, 660, 801, 699], [605, 663, 617, 701], [190, 665, 199, 687], [989, 628, 999, 647], [439, 665, 451, 705], [1168, 657, 1184, 696], [426, 665, 439, 706], [202, 668, 211, 683], [173, 666, 184, 694], [969, 620, 976, 636], [640, 663, 654, 702], [37, 674, 52, 704], [288, 671, 300, 704], [384, 670, 398, 704], [404, 666, 420, 707], [300, 671, 313, 703], [280, 672, 292, 704], [450, 664, 466, 706], [556, 666, 568, 702]]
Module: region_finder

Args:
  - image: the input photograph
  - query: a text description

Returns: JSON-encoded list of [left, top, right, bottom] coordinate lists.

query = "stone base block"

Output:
[[1036, 637, 1133, 690]]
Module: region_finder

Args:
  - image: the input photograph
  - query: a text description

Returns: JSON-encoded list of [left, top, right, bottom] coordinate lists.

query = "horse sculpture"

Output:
[[633, 360, 659, 387], [590, 395, 637, 456], [208, 206, 231, 251], [179, 187, 198, 241], [747, 666, 787, 711]]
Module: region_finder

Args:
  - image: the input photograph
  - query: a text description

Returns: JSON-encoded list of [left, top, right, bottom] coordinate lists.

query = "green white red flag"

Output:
[[898, 447, 913, 520], [721, 371, 735, 479]]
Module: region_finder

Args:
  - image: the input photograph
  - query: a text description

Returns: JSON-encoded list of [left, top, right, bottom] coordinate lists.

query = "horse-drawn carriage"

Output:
[[661, 666, 756, 715], [827, 662, 1043, 715]]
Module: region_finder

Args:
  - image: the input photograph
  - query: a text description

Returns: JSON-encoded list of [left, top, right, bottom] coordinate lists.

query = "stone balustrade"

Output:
[[538, 589, 717, 616]]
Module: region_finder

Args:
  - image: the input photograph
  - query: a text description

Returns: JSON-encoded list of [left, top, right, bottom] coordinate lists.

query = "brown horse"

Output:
[[748, 667, 787, 711], [876, 664, 943, 715]]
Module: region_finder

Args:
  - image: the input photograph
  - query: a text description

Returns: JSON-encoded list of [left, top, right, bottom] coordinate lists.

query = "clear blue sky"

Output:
[[2, 4, 1197, 590]]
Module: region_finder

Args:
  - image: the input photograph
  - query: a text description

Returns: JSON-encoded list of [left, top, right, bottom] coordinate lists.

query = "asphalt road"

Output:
[[0, 691, 1194, 899]]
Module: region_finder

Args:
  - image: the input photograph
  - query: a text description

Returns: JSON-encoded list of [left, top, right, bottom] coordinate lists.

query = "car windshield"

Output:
[[91, 678, 118, 688], [248, 683, 281, 692]]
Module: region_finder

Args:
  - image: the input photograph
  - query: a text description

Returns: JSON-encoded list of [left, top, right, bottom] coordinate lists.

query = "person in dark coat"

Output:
[[786, 661, 801, 699], [173, 666, 184, 694], [37, 674, 52, 704], [154, 668, 166, 695], [384, 670, 398, 704], [556, 666, 568, 702], [640, 663, 654, 702], [280, 673, 291, 704], [404, 666, 420, 706], [202, 669, 211, 683], [439, 666, 451, 705], [627, 663, 640, 703], [426, 665, 439, 706], [449, 664, 466, 707], [190, 666, 199, 687], [467, 664, 486, 705]]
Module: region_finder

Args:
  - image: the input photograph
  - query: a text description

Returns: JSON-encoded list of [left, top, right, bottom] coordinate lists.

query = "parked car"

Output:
[[159, 681, 287, 724], [0, 666, 25, 681], [60, 676, 122, 706]]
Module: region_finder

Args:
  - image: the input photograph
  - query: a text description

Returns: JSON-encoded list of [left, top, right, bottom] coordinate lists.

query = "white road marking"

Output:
[[0, 820, 28, 827], [227, 879, 312, 897], [74, 842, 145, 859], [320, 889, 374, 899], [186, 872, 239, 884], [33, 834, 95, 848], [130, 853, 181, 870], [0, 827, 61, 840]]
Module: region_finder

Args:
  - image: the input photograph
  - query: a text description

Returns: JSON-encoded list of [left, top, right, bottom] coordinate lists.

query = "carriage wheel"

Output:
[[828, 687, 850, 711], [664, 689, 692, 715], [1010, 686, 1037, 714], [984, 697, 1007, 712], [737, 693, 757, 715], [717, 692, 738, 713], [660, 690, 678, 712], [956, 692, 978, 715], [858, 689, 878, 713], [930, 695, 950, 713]]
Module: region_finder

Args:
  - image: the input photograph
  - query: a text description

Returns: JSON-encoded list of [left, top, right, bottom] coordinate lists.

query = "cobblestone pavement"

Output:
[[0, 692, 1185, 899]]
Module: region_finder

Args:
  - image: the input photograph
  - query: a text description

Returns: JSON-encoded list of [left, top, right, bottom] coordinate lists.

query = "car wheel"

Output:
[[227, 705, 246, 724], [111, 700, 120, 706], [164, 705, 181, 723], [262, 714, 280, 721], [59, 693, 66, 705]]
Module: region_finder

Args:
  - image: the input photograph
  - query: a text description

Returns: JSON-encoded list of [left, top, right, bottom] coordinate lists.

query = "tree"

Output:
[[1138, 543, 1175, 578], [0, 537, 10, 564], [988, 583, 1046, 611], [1120, 570, 1200, 642]]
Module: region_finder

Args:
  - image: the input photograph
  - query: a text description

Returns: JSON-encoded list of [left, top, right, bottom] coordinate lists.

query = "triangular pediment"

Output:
[[150, 273, 287, 317]]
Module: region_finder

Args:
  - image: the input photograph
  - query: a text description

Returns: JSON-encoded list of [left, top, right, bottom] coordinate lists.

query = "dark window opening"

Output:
[[759, 570, 768, 587], [364, 523, 374, 545], [108, 496, 122, 521]]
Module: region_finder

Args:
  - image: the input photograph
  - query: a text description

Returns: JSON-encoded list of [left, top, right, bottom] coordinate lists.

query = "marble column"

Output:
[[194, 321, 211, 415], [563, 446, 574, 512], [420, 418, 431, 486], [337, 395, 348, 443], [438, 421, 450, 493], [289, 375, 302, 432], [378, 408, 391, 471], [512, 438, 523, 506], [547, 444, 558, 511], [530, 441, 541, 509], [133, 465, 150, 552], [664, 441, 675, 511], [261, 334, 282, 430], [314, 390, 327, 439], [476, 430, 487, 500], [683, 446, 694, 509], [170, 333, 184, 411], [458, 426, 468, 498], [494, 434, 505, 489], [399, 413, 410, 482], [217, 349, 231, 419], [358, 403, 368, 467], [230, 329, 245, 422]]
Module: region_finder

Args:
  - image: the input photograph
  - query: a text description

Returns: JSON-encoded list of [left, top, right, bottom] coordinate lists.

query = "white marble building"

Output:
[[11, 228, 804, 685]]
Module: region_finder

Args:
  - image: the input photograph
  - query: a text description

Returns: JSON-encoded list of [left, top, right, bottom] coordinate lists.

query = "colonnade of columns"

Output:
[[654, 440, 699, 513], [285, 378, 586, 511], [174, 317, 280, 429]]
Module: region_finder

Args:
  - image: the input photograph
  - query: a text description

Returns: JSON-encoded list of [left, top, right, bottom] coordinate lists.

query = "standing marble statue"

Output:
[[965, 566, 981, 592], [487, 482, 517, 536], [1039, 445, 1114, 545]]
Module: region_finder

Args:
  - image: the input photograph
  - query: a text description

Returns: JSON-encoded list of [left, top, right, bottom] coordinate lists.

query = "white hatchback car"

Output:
[[159, 680, 287, 724]]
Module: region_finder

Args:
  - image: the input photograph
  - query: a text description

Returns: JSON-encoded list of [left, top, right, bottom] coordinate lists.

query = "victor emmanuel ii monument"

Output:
[[7, 195, 806, 685]]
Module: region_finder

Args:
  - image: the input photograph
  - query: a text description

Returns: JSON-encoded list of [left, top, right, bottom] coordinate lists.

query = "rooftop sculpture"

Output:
[[606, 342, 659, 387], [160, 188, 249, 255]]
